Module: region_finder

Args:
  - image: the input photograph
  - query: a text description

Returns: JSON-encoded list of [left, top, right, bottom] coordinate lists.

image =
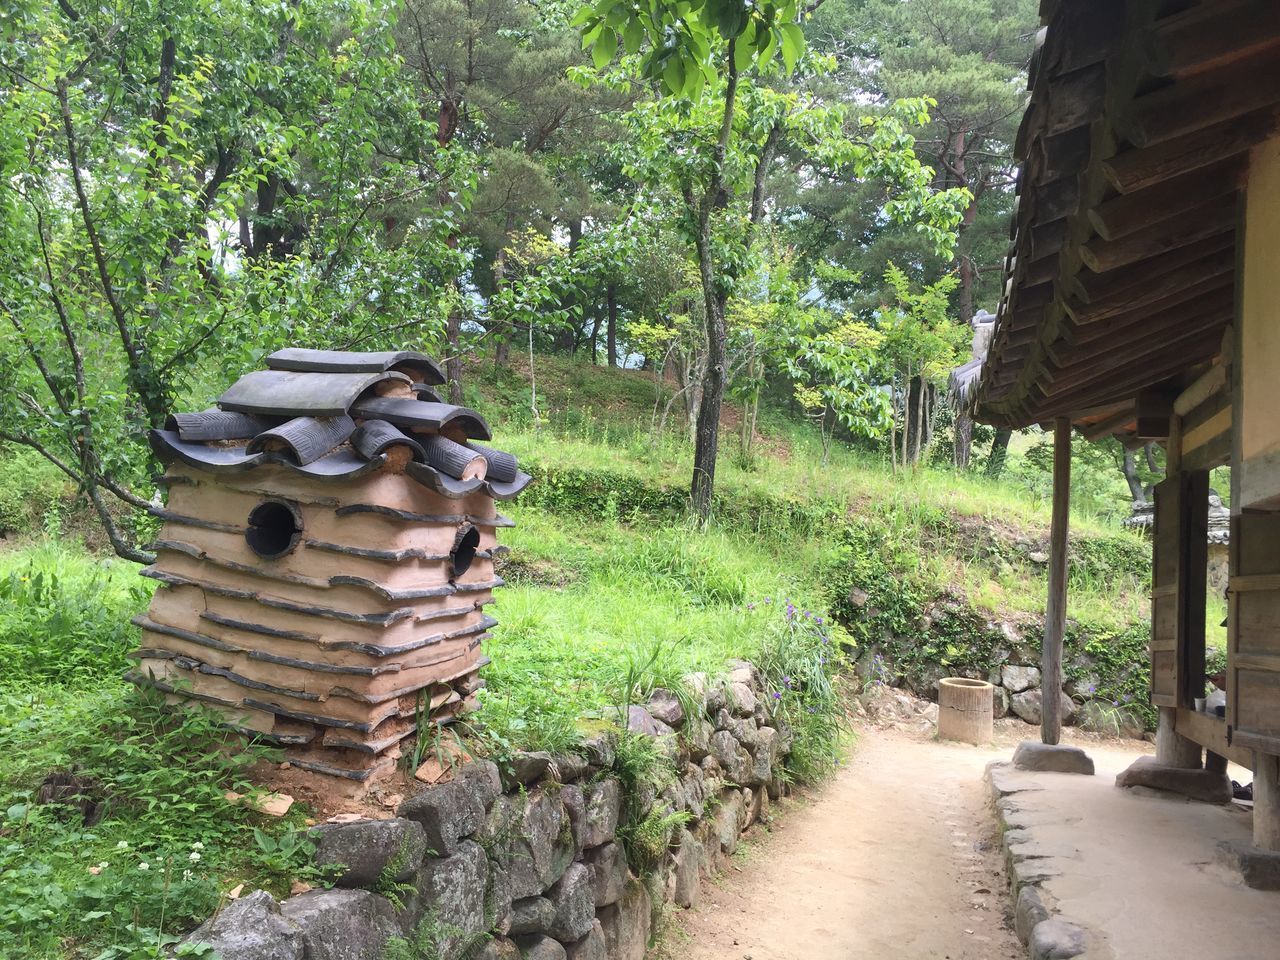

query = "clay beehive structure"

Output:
[[129, 348, 530, 790]]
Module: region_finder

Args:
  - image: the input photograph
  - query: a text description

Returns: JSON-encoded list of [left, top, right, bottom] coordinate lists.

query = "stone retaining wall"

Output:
[[184, 660, 791, 960]]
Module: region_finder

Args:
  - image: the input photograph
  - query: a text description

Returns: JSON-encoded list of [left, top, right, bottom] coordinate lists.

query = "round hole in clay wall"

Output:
[[246, 500, 302, 559], [451, 524, 480, 578]]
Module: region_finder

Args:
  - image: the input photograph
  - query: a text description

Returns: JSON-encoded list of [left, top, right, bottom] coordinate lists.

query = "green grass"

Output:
[[0, 545, 326, 960], [478, 510, 838, 754]]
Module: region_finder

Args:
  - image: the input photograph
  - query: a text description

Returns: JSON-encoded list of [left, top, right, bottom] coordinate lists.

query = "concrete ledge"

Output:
[[1013, 741, 1095, 775], [1115, 755, 1231, 804], [1215, 839, 1280, 890]]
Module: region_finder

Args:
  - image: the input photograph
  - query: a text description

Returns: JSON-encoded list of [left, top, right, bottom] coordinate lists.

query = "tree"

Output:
[[873, 264, 964, 469], [0, 0, 464, 560], [575, 2, 968, 519], [807, 0, 1038, 466]]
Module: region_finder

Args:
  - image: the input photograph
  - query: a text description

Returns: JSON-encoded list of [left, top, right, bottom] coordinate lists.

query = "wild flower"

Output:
[[772, 691, 782, 700], [192, 841, 204, 851], [189, 851, 202, 862], [747, 603, 756, 611], [782, 676, 793, 688], [138, 862, 149, 871], [182, 869, 195, 882], [763, 597, 772, 605], [116, 840, 130, 850]]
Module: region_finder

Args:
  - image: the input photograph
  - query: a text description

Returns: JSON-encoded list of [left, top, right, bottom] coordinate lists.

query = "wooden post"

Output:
[[1042, 417, 1072, 745], [1256, 752, 1280, 852]]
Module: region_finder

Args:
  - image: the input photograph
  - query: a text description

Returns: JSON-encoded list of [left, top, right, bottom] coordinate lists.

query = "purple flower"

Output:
[[747, 603, 756, 610], [783, 676, 793, 687], [816, 617, 824, 625], [764, 598, 773, 605], [772, 692, 782, 700]]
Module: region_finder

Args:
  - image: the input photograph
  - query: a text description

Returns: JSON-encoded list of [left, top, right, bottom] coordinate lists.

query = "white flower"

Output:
[[138, 862, 149, 871], [116, 841, 129, 850], [182, 869, 194, 882], [191, 841, 205, 851], [188, 851, 202, 862], [97, 861, 109, 870]]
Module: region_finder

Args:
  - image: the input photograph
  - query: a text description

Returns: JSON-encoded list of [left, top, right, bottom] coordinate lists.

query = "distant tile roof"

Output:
[[150, 348, 531, 500]]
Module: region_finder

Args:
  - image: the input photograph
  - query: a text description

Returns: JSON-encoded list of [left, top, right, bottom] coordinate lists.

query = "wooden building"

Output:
[[972, 0, 1280, 874], [131, 349, 530, 793]]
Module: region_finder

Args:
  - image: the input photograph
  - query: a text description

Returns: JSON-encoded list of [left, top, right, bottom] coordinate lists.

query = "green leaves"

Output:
[[574, 0, 807, 99]]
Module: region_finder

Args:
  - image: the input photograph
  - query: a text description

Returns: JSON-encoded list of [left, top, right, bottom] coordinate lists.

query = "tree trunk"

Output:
[[985, 428, 1012, 477], [691, 230, 726, 521], [587, 308, 603, 365], [954, 414, 973, 469], [606, 282, 618, 368], [1122, 447, 1147, 503]]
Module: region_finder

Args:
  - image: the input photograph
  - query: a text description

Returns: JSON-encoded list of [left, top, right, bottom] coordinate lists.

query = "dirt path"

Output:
[[662, 728, 1025, 960]]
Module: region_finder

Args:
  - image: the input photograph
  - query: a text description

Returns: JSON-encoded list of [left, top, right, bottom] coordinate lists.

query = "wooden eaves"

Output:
[[972, 0, 1280, 444]]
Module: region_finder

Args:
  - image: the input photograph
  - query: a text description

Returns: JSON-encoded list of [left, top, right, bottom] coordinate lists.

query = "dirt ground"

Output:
[[661, 725, 1147, 960]]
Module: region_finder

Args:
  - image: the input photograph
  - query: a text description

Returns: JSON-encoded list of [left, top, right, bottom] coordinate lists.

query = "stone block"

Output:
[[1012, 742, 1095, 776], [552, 753, 589, 783], [709, 730, 751, 784], [507, 790, 575, 899], [457, 759, 503, 810], [183, 890, 302, 960], [1014, 886, 1049, 945], [280, 889, 398, 960], [1010, 689, 1077, 726], [504, 751, 558, 788], [584, 841, 628, 907], [580, 732, 616, 769], [311, 818, 427, 888], [473, 938, 522, 960], [546, 862, 595, 941], [714, 788, 745, 855], [1001, 664, 1041, 693], [647, 688, 685, 727], [1215, 839, 1280, 890], [560, 783, 586, 854], [399, 781, 485, 857], [508, 896, 555, 936], [514, 933, 567, 960], [1115, 756, 1231, 804], [626, 705, 674, 738], [670, 828, 703, 908], [582, 778, 622, 848], [597, 877, 650, 960], [412, 840, 489, 954], [729, 681, 758, 717], [1028, 918, 1087, 960], [563, 919, 607, 960]]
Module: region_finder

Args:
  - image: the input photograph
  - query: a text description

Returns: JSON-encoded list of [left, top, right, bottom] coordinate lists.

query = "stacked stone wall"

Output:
[[184, 660, 790, 960]]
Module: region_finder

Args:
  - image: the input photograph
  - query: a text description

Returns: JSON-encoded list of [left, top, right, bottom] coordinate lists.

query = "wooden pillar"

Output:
[[1256, 752, 1280, 852], [1156, 709, 1202, 768], [1042, 417, 1071, 745]]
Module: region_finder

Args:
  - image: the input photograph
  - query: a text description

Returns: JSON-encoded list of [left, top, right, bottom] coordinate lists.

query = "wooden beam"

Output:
[[1066, 280, 1234, 347], [1045, 322, 1224, 399], [1081, 407, 1137, 441], [1079, 196, 1237, 274], [1135, 387, 1176, 439], [1066, 252, 1235, 325], [1123, 50, 1280, 148], [1042, 417, 1071, 746], [1145, 1, 1280, 82], [1043, 61, 1108, 135], [1031, 176, 1081, 224], [1173, 362, 1229, 417], [1102, 104, 1280, 194], [1036, 331, 1224, 414], [1087, 156, 1246, 241], [1070, 233, 1234, 305]]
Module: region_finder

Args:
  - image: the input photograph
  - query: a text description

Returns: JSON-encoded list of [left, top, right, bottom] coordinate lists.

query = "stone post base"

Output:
[[1216, 839, 1280, 890], [1115, 755, 1231, 803], [1012, 741, 1095, 775]]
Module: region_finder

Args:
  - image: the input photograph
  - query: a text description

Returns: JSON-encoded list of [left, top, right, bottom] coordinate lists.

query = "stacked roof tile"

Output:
[[130, 348, 530, 793]]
